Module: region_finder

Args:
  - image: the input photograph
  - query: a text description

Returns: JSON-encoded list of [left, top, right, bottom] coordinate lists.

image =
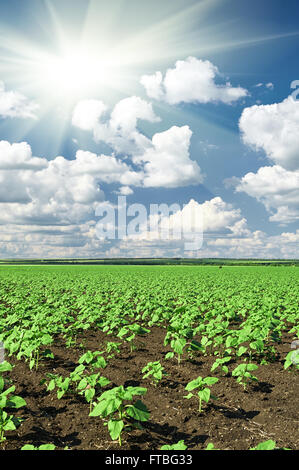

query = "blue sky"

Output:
[[0, 0, 298, 258]]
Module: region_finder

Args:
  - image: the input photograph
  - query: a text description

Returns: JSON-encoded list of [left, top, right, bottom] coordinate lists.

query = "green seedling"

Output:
[[78, 351, 107, 371], [184, 376, 218, 413], [210, 356, 231, 375], [117, 324, 150, 353], [77, 373, 110, 412], [250, 439, 276, 450], [142, 361, 167, 386], [105, 341, 122, 359], [160, 440, 187, 450], [205, 443, 219, 450], [46, 374, 71, 400], [89, 385, 149, 446], [231, 363, 259, 390], [164, 334, 201, 365], [0, 361, 27, 443], [21, 444, 56, 450]]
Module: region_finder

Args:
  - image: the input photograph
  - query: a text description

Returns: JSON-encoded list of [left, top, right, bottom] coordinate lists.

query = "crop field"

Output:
[[0, 265, 298, 451]]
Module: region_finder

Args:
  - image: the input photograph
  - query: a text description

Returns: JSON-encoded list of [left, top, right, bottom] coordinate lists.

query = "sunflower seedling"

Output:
[[21, 444, 56, 450], [210, 356, 231, 375], [160, 440, 187, 450], [231, 363, 259, 390], [89, 385, 149, 446], [184, 376, 218, 413], [0, 361, 27, 443], [142, 361, 167, 386]]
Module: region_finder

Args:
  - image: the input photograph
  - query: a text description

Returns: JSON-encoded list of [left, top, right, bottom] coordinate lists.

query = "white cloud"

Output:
[[0, 144, 146, 225], [140, 57, 248, 105], [0, 140, 47, 170], [111, 197, 299, 259], [237, 95, 299, 223], [236, 165, 299, 224], [72, 98, 203, 189], [72, 100, 107, 131], [73, 96, 160, 156], [124, 197, 244, 245], [118, 186, 134, 196], [239, 95, 299, 171], [0, 81, 38, 119], [137, 125, 203, 188], [266, 82, 274, 90]]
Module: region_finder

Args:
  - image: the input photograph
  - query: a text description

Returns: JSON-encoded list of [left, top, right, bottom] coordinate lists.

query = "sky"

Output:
[[0, 0, 298, 259]]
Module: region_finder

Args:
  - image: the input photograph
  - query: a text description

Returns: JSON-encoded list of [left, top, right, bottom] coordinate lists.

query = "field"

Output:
[[0, 265, 298, 451]]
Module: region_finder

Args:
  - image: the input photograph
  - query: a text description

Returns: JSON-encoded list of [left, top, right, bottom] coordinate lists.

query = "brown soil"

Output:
[[1, 326, 298, 451]]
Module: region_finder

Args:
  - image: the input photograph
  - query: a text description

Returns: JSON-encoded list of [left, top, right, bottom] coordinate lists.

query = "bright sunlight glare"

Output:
[[38, 50, 110, 98]]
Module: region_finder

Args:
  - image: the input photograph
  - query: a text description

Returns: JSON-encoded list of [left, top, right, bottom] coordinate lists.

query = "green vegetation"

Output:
[[0, 264, 298, 449]]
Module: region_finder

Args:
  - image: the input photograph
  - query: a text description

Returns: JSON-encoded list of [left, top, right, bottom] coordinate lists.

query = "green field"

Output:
[[0, 265, 298, 450]]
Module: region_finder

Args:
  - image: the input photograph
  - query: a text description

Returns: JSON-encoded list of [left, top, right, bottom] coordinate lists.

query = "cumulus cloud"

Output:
[[0, 81, 38, 119], [72, 98, 203, 189], [239, 95, 299, 171], [136, 125, 203, 188], [73, 96, 160, 156], [140, 57, 248, 105], [124, 197, 244, 246], [236, 165, 299, 223], [236, 95, 299, 223], [0, 141, 47, 170], [0, 143, 145, 225], [110, 197, 299, 259]]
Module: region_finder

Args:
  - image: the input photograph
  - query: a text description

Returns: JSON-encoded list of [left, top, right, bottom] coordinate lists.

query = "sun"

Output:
[[38, 50, 108, 99]]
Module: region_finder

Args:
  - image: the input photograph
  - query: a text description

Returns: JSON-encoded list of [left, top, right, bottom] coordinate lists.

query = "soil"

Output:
[[1, 326, 298, 451]]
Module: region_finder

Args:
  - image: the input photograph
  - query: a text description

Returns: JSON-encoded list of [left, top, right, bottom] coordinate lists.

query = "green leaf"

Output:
[[3, 418, 17, 431], [0, 361, 13, 373], [165, 352, 174, 359], [38, 444, 56, 450], [183, 392, 194, 399], [126, 400, 149, 422], [7, 395, 26, 409], [108, 419, 124, 441], [161, 440, 187, 450], [203, 377, 218, 386], [89, 397, 122, 417], [85, 387, 95, 403], [250, 440, 276, 450], [198, 387, 210, 403], [185, 377, 202, 391]]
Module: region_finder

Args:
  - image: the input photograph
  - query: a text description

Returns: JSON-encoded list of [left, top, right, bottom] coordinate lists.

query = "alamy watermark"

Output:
[[0, 341, 4, 364], [290, 340, 299, 366], [291, 80, 299, 100], [95, 196, 203, 251]]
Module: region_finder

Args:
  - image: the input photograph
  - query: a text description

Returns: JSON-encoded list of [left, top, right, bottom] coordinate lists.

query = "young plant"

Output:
[[184, 376, 218, 413], [105, 341, 122, 359], [210, 356, 231, 375], [78, 351, 107, 371], [164, 333, 201, 365], [21, 444, 56, 450], [160, 440, 187, 450], [231, 363, 259, 390], [77, 373, 110, 412], [205, 443, 219, 450], [117, 324, 150, 353], [250, 439, 276, 450], [142, 361, 167, 386], [0, 361, 27, 443], [89, 385, 149, 446], [45, 374, 71, 400]]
